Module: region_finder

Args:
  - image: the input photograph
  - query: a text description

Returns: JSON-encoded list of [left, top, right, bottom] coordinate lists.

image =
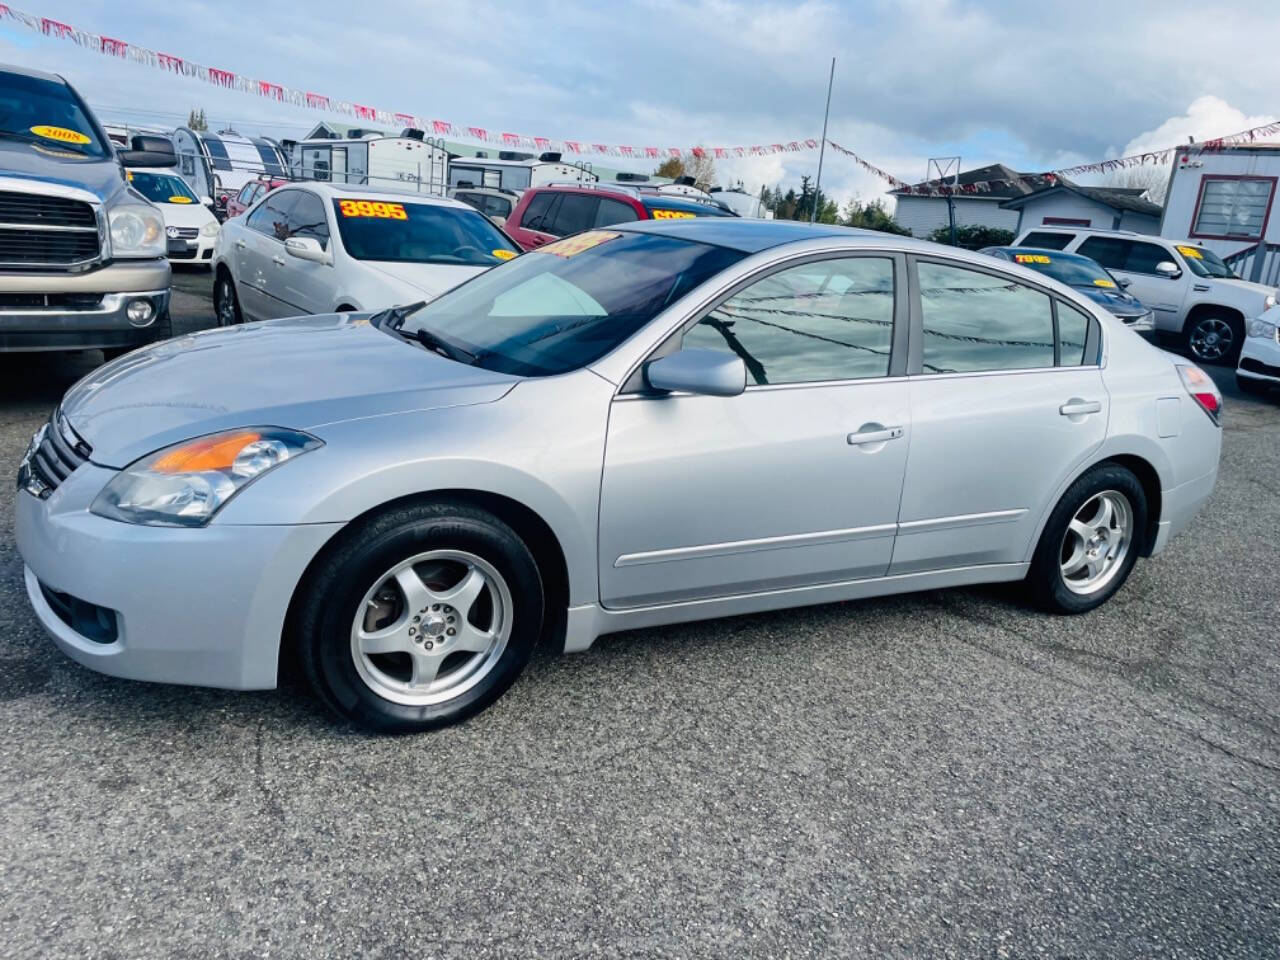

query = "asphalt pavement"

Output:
[[0, 274, 1277, 958]]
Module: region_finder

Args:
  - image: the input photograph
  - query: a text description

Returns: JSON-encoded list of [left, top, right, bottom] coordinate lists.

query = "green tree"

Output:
[[840, 198, 910, 235], [654, 156, 684, 180], [187, 108, 208, 131], [926, 224, 1015, 250]]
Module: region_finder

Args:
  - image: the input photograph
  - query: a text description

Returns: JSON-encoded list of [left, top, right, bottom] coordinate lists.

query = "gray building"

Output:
[[1001, 182, 1162, 236], [890, 163, 1031, 238]]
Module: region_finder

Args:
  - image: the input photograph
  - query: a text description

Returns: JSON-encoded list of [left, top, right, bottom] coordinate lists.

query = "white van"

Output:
[[288, 131, 449, 196], [1014, 226, 1277, 363]]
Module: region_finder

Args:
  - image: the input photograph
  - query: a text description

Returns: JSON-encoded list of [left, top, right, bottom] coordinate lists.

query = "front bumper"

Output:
[[0, 259, 172, 351], [165, 234, 216, 264], [1238, 330, 1280, 383], [15, 461, 342, 690]]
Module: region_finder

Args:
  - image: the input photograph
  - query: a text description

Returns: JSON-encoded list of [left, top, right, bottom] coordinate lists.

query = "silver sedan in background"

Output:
[[16, 219, 1222, 732]]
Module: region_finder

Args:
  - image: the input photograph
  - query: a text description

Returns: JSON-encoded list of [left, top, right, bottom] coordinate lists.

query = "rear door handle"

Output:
[[1059, 399, 1102, 417], [272, 255, 286, 266], [848, 426, 904, 445], [234, 239, 247, 250]]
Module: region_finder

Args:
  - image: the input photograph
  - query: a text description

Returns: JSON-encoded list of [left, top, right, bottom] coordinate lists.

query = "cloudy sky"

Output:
[[2, 0, 1277, 207]]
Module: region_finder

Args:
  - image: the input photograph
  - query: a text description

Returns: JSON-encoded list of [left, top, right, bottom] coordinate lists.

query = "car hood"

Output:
[[1213, 275, 1277, 304], [157, 201, 217, 228], [60, 313, 519, 467], [0, 139, 130, 204], [1071, 284, 1148, 317], [360, 260, 489, 300]]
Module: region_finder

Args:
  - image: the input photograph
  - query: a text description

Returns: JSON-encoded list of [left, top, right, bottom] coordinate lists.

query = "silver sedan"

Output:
[[16, 219, 1222, 731]]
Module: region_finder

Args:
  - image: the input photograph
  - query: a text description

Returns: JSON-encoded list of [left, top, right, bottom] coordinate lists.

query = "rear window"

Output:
[[332, 199, 518, 265], [1018, 231, 1074, 250], [0, 70, 108, 159], [642, 198, 735, 219]]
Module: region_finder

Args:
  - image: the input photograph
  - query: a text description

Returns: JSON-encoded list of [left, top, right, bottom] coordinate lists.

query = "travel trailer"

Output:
[[172, 127, 289, 217], [447, 151, 596, 192], [287, 130, 450, 196]]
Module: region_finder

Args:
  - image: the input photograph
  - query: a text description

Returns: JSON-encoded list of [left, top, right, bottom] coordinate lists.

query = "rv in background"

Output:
[[709, 186, 770, 218], [286, 129, 449, 196], [172, 127, 289, 219], [447, 151, 596, 192]]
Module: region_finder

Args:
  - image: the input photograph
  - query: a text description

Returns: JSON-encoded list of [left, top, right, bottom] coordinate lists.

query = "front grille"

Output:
[[20, 409, 92, 499], [39, 582, 118, 644], [0, 190, 96, 228], [171, 226, 199, 239], [0, 292, 104, 311], [167, 246, 197, 259], [0, 227, 99, 266]]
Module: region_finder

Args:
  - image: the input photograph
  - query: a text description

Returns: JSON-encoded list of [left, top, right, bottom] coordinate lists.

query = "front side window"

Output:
[[918, 261, 1055, 373], [683, 257, 895, 384], [128, 172, 200, 205], [399, 231, 743, 376], [288, 193, 330, 250], [331, 199, 518, 265], [1192, 177, 1274, 239], [246, 189, 299, 242], [1124, 241, 1173, 274]]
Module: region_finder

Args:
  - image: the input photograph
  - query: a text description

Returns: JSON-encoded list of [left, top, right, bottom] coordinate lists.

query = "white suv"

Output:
[[1014, 227, 1277, 364]]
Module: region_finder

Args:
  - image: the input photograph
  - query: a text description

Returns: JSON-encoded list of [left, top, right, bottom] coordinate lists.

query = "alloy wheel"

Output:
[[1059, 490, 1134, 596], [350, 550, 511, 707], [1188, 316, 1234, 362], [215, 278, 238, 326]]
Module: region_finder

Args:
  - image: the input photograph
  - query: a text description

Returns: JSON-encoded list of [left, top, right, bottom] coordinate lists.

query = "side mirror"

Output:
[[199, 195, 213, 207], [1155, 261, 1182, 278], [1116, 277, 1132, 290], [491, 215, 507, 227], [285, 236, 331, 264], [645, 348, 746, 397], [119, 149, 178, 168]]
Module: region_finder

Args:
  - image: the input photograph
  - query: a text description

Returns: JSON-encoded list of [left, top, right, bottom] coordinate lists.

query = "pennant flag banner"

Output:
[[0, 4, 816, 160]]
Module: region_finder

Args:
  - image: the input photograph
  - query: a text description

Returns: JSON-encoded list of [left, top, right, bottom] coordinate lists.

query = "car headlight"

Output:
[[1247, 317, 1280, 342], [108, 204, 165, 258], [200, 221, 220, 237], [91, 428, 322, 526]]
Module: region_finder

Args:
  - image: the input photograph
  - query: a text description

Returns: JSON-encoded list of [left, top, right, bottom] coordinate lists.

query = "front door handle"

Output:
[[1059, 399, 1102, 417], [272, 255, 286, 266], [848, 425, 904, 445]]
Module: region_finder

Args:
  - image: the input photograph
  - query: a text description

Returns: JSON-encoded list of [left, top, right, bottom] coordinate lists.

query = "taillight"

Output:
[[1177, 363, 1222, 425]]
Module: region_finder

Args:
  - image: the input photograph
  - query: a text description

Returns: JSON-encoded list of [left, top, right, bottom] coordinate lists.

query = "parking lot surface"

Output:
[[1, 273, 1277, 958]]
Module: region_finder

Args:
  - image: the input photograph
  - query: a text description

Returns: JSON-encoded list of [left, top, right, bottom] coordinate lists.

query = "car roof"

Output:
[[614, 218, 937, 253], [288, 182, 470, 209], [0, 62, 66, 84], [1023, 226, 1154, 240]]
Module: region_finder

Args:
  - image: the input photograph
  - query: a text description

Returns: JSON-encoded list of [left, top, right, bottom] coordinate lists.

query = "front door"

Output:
[[599, 254, 911, 609], [891, 259, 1108, 574], [264, 190, 334, 316], [238, 189, 299, 321]]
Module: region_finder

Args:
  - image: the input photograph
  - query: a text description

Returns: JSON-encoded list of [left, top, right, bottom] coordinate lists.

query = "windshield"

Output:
[[0, 70, 108, 159], [332, 199, 519, 265], [1009, 251, 1121, 289], [642, 198, 736, 219], [400, 230, 744, 376], [128, 171, 200, 204], [1176, 244, 1236, 278]]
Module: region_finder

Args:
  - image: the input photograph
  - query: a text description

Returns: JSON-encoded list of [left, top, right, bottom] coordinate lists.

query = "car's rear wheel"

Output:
[[1183, 313, 1241, 364], [297, 502, 544, 732], [1027, 464, 1147, 614], [214, 271, 243, 326]]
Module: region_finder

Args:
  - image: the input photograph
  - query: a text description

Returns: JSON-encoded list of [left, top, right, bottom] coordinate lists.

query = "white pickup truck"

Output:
[[1014, 226, 1276, 364]]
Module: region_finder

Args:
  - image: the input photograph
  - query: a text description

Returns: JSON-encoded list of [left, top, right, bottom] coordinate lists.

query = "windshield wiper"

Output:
[[371, 302, 476, 364], [370, 301, 427, 330]]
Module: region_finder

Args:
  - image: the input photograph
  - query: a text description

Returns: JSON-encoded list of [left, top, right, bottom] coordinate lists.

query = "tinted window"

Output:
[[253, 141, 285, 177], [1007, 251, 1117, 288], [918, 261, 1055, 373], [202, 136, 233, 172], [246, 189, 299, 242], [0, 70, 109, 159], [289, 192, 330, 250], [1019, 231, 1074, 250], [1193, 177, 1273, 238], [331, 199, 517, 265], [400, 232, 743, 377], [1125, 241, 1171, 274], [683, 257, 895, 384], [519, 192, 555, 231], [1076, 237, 1129, 270], [595, 197, 641, 228], [1057, 302, 1090, 366], [550, 194, 597, 236]]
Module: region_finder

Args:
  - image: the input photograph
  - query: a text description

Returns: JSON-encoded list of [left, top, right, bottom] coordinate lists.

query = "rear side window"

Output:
[[595, 197, 640, 228], [1057, 302, 1091, 366], [917, 261, 1055, 373], [550, 194, 597, 236], [519, 192, 555, 232], [1075, 237, 1129, 270], [1019, 231, 1073, 250]]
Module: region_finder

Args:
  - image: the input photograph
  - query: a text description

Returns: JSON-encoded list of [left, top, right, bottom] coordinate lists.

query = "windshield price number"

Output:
[[650, 209, 696, 220], [339, 200, 408, 220], [1014, 254, 1051, 264], [1177, 244, 1204, 260], [30, 124, 91, 145], [1093, 278, 1116, 288]]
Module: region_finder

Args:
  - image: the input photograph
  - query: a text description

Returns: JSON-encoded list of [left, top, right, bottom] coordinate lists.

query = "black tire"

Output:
[[1026, 463, 1148, 614], [297, 501, 544, 733], [1236, 374, 1272, 397], [1183, 312, 1242, 365], [214, 270, 243, 326]]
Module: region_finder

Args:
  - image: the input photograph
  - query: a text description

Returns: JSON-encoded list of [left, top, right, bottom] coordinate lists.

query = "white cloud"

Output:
[[1120, 95, 1275, 157]]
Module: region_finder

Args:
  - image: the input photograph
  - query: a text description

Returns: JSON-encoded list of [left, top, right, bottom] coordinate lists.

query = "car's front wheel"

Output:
[[297, 502, 544, 732], [1027, 464, 1147, 614]]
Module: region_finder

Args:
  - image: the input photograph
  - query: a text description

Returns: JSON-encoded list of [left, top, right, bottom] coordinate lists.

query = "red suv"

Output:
[[225, 177, 290, 219], [505, 183, 736, 250]]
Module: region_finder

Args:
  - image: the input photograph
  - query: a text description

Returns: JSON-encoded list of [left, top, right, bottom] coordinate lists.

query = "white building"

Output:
[[1000, 182, 1161, 236], [890, 164, 1029, 238], [1159, 143, 1280, 284]]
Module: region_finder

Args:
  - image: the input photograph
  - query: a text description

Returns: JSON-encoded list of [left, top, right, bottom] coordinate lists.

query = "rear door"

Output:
[[892, 257, 1107, 575], [1076, 236, 1186, 333]]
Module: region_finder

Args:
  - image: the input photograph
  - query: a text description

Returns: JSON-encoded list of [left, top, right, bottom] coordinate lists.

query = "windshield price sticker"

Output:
[[650, 209, 696, 219], [1014, 254, 1051, 264], [535, 231, 622, 258], [30, 124, 91, 145], [1093, 278, 1116, 288], [491, 249, 517, 261], [169, 196, 193, 204], [339, 200, 408, 220], [1176, 244, 1204, 260]]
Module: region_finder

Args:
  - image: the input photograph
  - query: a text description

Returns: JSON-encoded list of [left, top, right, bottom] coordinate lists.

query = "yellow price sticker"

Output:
[[30, 124, 91, 145], [1014, 254, 1051, 264], [650, 209, 696, 220], [535, 230, 621, 258], [338, 199, 408, 219], [1093, 278, 1116, 288], [1176, 244, 1203, 260], [168, 196, 193, 204], [492, 249, 517, 261]]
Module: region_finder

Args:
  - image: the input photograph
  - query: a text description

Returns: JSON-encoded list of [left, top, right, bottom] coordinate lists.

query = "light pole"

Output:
[[810, 57, 835, 224]]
